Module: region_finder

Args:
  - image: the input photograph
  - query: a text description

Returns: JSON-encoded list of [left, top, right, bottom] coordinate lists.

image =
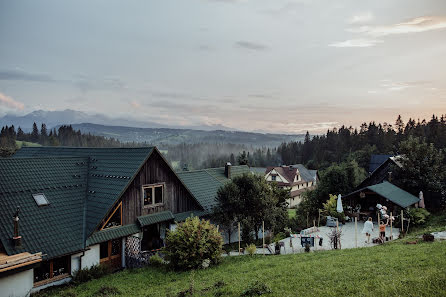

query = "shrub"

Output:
[[246, 244, 256, 256], [322, 194, 346, 222], [164, 217, 223, 270], [422, 233, 435, 242], [149, 254, 166, 267], [72, 263, 112, 284], [241, 280, 272, 296], [406, 208, 430, 226], [304, 243, 310, 253], [273, 232, 286, 243]]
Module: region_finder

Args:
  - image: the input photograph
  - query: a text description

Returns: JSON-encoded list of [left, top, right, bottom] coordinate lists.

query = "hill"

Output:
[[37, 238, 446, 297], [64, 123, 304, 146]]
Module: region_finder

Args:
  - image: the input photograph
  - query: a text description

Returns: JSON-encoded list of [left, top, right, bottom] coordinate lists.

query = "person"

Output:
[[362, 217, 374, 244], [379, 220, 388, 240]]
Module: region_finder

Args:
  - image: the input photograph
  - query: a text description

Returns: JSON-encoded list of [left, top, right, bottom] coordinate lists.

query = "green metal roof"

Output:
[[344, 181, 420, 208], [367, 182, 420, 208], [174, 210, 208, 222], [86, 224, 140, 246], [137, 211, 174, 227], [177, 165, 251, 213], [13, 147, 154, 237], [0, 157, 88, 259]]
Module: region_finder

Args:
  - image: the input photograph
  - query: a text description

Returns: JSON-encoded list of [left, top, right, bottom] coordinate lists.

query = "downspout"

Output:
[[80, 157, 91, 270]]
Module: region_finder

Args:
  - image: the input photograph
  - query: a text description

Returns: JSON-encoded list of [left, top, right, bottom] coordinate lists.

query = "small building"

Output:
[[0, 146, 206, 295], [265, 165, 318, 208]]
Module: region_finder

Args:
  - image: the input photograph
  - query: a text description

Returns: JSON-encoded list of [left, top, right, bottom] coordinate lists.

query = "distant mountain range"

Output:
[[0, 109, 232, 131], [0, 109, 304, 146]]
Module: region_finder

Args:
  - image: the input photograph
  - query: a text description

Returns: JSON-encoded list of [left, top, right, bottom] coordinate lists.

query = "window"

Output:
[[142, 184, 164, 207], [271, 175, 276, 181], [101, 202, 122, 230], [33, 193, 49, 206], [34, 256, 70, 285], [99, 239, 122, 263]]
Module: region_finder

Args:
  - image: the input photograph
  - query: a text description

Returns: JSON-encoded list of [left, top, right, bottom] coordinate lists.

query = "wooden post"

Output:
[[262, 221, 265, 256], [401, 210, 404, 233], [318, 209, 321, 228], [306, 212, 309, 228], [390, 212, 393, 240], [216, 225, 219, 232], [354, 217, 358, 248], [336, 219, 339, 232], [238, 222, 241, 256]]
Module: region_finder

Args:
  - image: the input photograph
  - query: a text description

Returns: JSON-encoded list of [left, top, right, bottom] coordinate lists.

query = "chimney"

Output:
[[388, 171, 392, 182], [13, 207, 22, 247], [225, 162, 232, 179]]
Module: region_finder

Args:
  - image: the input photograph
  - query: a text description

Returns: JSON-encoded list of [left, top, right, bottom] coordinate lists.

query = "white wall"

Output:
[[70, 244, 100, 275], [0, 268, 33, 297]]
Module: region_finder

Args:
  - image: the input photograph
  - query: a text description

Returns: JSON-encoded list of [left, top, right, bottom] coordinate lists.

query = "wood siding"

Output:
[[121, 150, 201, 225]]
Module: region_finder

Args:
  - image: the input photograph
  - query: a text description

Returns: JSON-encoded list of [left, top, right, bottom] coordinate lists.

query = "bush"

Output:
[[72, 263, 112, 284], [149, 254, 166, 267], [164, 217, 223, 270], [241, 280, 272, 296], [422, 233, 435, 242], [322, 194, 346, 222], [246, 244, 256, 256], [406, 208, 430, 226]]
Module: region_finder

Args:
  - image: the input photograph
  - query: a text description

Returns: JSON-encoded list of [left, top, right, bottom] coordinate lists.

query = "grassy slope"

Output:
[[39, 240, 446, 297], [15, 140, 42, 148]]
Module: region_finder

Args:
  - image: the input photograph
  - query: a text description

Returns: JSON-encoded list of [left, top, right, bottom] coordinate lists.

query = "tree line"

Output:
[[0, 122, 122, 156]]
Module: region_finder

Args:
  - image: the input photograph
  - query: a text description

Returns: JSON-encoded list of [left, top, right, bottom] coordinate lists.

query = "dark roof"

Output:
[[344, 181, 420, 208], [265, 164, 316, 185], [174, 210, 208, 222], [137, 211, 174, 227], [250, 167, 267, 175], [86, 223, 140, 246], [369, 154, 393, 173], [0, 157, 88, 259], [13, 147, 154, 237], [177, 165, 251, 214]]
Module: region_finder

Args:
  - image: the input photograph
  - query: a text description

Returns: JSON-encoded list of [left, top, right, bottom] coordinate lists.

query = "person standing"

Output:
[[362, 217, 374, 244], [379, 220, 388, 241]]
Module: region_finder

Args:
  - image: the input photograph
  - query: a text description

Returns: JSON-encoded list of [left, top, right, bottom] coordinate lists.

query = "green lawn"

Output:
[[36, 239, 446, 297], [15, 140, 42, 148]]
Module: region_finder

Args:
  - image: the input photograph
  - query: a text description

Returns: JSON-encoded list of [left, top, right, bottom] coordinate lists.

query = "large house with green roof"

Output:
[[1, 147, 247, 295]]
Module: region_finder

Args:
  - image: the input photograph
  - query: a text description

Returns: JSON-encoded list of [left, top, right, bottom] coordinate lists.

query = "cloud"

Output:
[[331, 15, 446, 48], [349, 12, 374, 24], [0, 92, 25, 110], [365, 16, 446, 37], [329, 38, 383, 48], [235, 41, 269, 51], [0, 69, 55, 82]]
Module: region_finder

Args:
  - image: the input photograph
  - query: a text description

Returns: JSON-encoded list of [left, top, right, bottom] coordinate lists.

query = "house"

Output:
[[368, 154, 393, 174], [264, 165, 318, 208], [0, 146, 206, 295], [342, 155, 420, 219]]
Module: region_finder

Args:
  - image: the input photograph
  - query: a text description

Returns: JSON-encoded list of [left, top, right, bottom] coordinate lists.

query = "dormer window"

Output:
[[271, 175, 276, 181], [142, 183, 164, 208], [33, 193, 49, 206]]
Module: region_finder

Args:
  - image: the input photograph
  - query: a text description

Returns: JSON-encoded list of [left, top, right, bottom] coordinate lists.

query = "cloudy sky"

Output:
[[1, 0, 445, 133]]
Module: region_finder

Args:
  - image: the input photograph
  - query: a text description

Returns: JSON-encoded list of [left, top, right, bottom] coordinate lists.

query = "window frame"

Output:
[[142, 183, 165, 208], [32, 193, 49, 206], [33, 256, 70, 287]]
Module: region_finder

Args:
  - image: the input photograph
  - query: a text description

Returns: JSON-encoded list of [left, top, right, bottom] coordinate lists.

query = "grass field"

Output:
[[15, 140, 42, 148], [36, 237, 446, 297], [287, 209, 296, 219]]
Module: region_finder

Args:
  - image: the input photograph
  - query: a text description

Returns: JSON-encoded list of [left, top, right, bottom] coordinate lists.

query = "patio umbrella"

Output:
[[336, 194, 343, 213], [419, 191, 425, 209]]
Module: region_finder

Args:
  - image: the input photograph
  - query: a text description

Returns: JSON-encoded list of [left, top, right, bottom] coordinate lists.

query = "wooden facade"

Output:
[[121, 150, 201, 225]]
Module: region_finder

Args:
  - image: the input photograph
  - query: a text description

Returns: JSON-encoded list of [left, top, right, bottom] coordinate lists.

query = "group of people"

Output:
[[362, 217, 389, 244]]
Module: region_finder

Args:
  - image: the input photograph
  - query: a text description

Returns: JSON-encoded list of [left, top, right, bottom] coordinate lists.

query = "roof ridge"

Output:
[[19, 146, 154, 150]]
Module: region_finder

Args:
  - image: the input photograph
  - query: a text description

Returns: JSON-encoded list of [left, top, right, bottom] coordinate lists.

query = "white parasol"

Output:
[[336, 194, 343, 213], [419, 191, 425, 209]]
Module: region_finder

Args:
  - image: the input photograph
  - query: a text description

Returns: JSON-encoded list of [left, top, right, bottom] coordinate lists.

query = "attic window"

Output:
[[33, 193, 49, 206]]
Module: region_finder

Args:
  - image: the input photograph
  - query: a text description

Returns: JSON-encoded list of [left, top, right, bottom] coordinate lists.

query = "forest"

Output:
[[1, 114, 446, 174]]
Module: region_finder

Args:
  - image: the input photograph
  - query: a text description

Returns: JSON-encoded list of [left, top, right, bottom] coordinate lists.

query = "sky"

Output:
[[0, 0, 446, 134]]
